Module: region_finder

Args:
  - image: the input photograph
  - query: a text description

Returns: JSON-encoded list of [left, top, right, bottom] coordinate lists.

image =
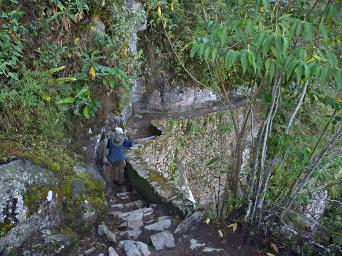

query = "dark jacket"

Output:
[[106, 138, 132, 163]]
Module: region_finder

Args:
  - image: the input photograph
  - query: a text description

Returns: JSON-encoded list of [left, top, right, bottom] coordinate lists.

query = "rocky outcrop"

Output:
[[0, 160, 107, 255], [138, 86, 218, 113], [139, 109, 259, 206], [0, 159, 59, 229], [0, 199, 61, 254], [126, 142, 195, 217]]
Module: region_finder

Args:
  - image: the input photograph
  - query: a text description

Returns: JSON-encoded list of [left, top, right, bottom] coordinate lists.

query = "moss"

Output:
[[24, 184, 51, 215], [0, 133, 76, 177], [60, 226, 79, 243], [0, 218, 15, 237], [59, 172, 106, 233]]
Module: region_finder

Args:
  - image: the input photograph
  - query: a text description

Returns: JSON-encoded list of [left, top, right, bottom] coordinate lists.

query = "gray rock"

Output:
[[89, 17, 105, 37], [111, 204, 124, 211], [97, 222, 117, 244], [203, 247, 224, 253], [150, 231, 175, 251], [85, 247, 96, 255], [111, 207, 154, 224], [189, 239, 205, 250], [120, 228, 142, 240], [144, 218, 171, 232], [0, 159, 59, 225], [145, 86, 218, 113], [108, 246, 119, 256], [303, 190, 328, 230], [124, 200, 145, 209], [82, 200, 97, 226], [0, 200, 60, 254], [116, 192, 131, 200], [174, 211, 204, 234], [119, 240, 151, 256], [71, 179, 86, 199], [73, 163, 106, 189]]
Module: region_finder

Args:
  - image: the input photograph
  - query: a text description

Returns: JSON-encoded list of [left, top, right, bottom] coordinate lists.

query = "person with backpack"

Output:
[[103, 127, 132, 186]]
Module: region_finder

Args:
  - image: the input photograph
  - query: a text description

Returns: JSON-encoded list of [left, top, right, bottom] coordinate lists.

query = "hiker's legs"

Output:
[[118, 160, 126, 185], [103, 164, 113, 195], [112, 163, 119, 184]]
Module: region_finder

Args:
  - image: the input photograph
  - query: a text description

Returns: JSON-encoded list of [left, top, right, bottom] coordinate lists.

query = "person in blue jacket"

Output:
[[104, 127, 132, 185]]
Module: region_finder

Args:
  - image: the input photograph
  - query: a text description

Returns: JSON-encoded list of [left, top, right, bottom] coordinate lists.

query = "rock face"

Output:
[[0, 199, 61, 254], [139, 86, 218, 113], [126, 145, 194, 217], [0, 159, 59, 227], [139, 109, 260, 206], [0, 160, 106, 255]]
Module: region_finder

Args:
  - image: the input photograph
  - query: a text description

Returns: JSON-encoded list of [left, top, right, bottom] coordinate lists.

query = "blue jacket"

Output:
[[106, 138, 132, 163]]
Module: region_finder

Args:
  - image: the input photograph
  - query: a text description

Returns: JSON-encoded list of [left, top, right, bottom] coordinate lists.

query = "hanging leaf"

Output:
[[212, 48, 218, 61], [271, 242, 279, 254], [225, 50, 239, 70], [227, 223, 238, 232], [319, 23, 328, 40], [89, 66, 96, 80], [303, 22, 314, 42], [287, 58, 298, 80], [190, 42, 200, 58], [269, 60, 276, 81], [295, 63, 304, 83], [265, 58, 271, 73], [256, 51, 263, 73], [204, 46, 211, 61], [275, 37, 283, 57], [304, 64, 310, 81], [218, 230, 224, 238], [262, 34, 273, 56], [83, 106, 90, 119], [334, 69, 341, 89], [295, 21, 302, 37], [240, 50, 248, 74], [282, 37, 289, 56], [219, 28, 228, 46], [266, 253, 276, 256], [248, 50, 257, 73], [255, 33, 266, 49], [320, 66, 329, 89], [157, 6, 162, 17]]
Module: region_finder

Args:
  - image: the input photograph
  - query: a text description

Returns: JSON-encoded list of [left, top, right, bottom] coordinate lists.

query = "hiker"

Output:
[[103, 127, 132, 186]]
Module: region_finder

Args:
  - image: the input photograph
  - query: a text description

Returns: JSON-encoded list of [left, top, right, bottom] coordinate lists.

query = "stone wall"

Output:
[[139, 107, 260, 206]]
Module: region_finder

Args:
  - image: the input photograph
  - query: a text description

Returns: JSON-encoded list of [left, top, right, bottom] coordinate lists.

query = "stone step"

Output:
[[111, 200, 146, 212], [144, 216, 172, 232], [116, 192, 132, 200], [110, 207, 155, 224], [150, 230, 176, 251]]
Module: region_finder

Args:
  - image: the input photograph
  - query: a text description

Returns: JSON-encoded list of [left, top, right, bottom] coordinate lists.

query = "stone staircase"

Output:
[[84, 184, 180, 256]]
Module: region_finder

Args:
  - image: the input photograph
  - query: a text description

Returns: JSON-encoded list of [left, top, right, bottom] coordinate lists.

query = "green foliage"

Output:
[[0, 5, 26, 81], [189, 1, 341, 91]]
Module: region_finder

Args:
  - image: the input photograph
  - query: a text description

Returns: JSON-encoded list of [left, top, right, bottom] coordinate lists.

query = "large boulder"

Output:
[[0, 160, 107, 255], [0, 159, 59, 230]]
